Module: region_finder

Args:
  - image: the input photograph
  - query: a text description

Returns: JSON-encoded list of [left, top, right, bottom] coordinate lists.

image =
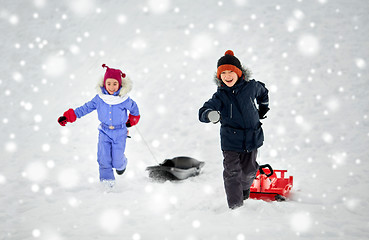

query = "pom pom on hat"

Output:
[[216, 50, 243, 79], [102, 64, 126, 88], [224, 50, 234, 56]]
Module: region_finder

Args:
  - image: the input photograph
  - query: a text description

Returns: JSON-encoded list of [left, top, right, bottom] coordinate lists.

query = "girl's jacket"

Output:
[[74, 77, 139, 128], [199, 68, 269, 152]]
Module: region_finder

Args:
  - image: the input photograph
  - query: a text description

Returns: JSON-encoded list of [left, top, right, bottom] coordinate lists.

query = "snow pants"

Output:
[[222, 150, 259, 209], [97, 126, 128, 181]]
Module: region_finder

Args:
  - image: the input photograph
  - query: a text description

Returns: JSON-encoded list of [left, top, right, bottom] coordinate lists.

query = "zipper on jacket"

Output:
[[230, 104, 233, 118], [250, 97, 257, 112], [231, 90, 235, 119]]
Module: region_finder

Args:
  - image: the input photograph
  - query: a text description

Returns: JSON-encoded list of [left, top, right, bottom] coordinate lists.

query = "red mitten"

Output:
[[126, 114, 140, 128], [58, 108, 77, 126]]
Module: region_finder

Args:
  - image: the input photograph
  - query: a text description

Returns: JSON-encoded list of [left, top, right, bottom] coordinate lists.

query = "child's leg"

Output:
[[222, 151, 243, 208], [111, 130, 128, 171], [97, 131, 115, 181], [240, 150, 259, 191]]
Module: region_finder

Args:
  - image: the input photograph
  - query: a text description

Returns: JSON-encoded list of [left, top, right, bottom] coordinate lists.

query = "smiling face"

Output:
[[105, 78, 120, 95], [220, 70, 239, 87]]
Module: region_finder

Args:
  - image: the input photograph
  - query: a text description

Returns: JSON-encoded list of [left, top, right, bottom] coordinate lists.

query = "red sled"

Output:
[[249, 164, 293, 202]]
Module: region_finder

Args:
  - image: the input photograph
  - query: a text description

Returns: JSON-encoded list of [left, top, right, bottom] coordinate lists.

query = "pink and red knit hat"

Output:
[[102, 64, 126, 88]]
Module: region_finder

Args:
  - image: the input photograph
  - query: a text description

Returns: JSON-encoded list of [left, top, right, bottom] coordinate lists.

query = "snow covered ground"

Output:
[[1, 0, 369, 239]]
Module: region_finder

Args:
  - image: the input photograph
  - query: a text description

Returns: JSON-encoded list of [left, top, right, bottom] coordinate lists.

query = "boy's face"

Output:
[[105, 78, 120, 95], [220, 70, 238, 87]]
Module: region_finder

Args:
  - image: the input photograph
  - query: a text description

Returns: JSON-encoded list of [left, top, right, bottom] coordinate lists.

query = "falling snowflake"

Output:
[[99, 209, 122, 233], [25, 162, 48, 182], [42, 144, 50, 152], [355, 58, 366, 69], [322, 132, 333, 143], [31, 184, 40, 192], [216, 20, 231, 33], [132, 233, 141, 240], [192, 220, 201, 228], [233, 0, 247, 6], [293, 9, 305, 20], [152, 140, 160, 148], [69, 45, 80, 55], [132, 38, 147, 50], [34, 114, 42, 123], [190, 34, 214, 59], [156, 105, 166, 114], [236, 234, 245, 240], [5, 141, 17, 152], [290, 212, 312, 233], [68, 0, 96, 16], [297, 34, 320, 57], [44, 187, 53, 195], [269, 149, 278, 158], [344, 198, 361, 211], [331, 152, 347, 166], [68, 197, 82, 207], [117, 15, 127, 24], [43, 55, 67, 77], [58, 168, 80, 188], [326, 98, 340, 112], [9, 14, 19, 25], [291, 76, 301, 85], [32, 229, 41, 238], [0, 174, 6, 184], [34, 0, 46, 8], [147, 0, 171, 14], [13, 72, 23, 82]]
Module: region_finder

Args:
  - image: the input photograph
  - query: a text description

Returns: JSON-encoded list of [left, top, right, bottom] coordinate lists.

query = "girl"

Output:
[[58, 64, 140, 184]]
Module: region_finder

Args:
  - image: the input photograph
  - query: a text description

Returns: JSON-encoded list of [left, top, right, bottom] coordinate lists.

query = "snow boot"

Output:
[[116, 168, 126, 175], [230, 202, 243, 210], [243, 189, 250, 200]]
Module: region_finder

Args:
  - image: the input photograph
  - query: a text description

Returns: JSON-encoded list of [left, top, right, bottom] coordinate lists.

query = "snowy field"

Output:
[[1, 0, 369, 239]]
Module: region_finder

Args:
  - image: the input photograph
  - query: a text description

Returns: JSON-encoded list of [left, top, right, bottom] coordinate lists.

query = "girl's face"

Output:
[[220, 70, 238, 87], [105, 78, 120, 95]]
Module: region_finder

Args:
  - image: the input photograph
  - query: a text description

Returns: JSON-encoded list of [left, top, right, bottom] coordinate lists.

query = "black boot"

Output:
[[116, 169, 126, 175], [243, 189, 250, 200]]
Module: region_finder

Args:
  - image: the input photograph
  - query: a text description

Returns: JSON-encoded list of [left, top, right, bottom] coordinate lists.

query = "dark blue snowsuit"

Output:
[[199, 76, 269, 208]]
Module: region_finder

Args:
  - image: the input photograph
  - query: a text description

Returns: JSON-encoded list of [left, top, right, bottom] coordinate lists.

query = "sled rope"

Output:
[[134, 126, 160, 164]]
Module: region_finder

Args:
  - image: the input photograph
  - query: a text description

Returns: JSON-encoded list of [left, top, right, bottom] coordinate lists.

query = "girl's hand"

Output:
[[126, 114, 140, 127], [58, 109, 77, 126], [58, 116, 67, 126]]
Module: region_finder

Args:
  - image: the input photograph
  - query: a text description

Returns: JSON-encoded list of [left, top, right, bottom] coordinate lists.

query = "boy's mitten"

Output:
[[207, 110, 221, 124], [126, 114, 140, 127], [258, 105, 270, 119], [58, 108, 77, 126]]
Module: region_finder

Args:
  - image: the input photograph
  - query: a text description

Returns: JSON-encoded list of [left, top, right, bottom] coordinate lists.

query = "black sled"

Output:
[[146, 156, 205, 181]]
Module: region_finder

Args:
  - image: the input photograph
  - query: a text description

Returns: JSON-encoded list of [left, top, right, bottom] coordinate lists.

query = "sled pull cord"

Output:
[[134, 126, 160, 164]]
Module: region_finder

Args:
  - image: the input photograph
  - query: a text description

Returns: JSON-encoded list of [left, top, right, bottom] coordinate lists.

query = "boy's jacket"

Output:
[[199, 68, 269, 152]]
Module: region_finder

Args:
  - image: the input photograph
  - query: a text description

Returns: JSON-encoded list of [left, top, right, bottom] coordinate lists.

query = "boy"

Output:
[[199, 50, 269, 209]]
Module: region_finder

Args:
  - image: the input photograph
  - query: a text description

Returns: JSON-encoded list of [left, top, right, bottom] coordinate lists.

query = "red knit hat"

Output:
[[216, 50, 243, 79], [102, 64, 126, 88]]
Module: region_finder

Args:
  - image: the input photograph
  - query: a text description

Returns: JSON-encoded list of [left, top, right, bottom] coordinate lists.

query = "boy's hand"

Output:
[[207, 110, 221, 124], [58, 108, 77, 126], [258, 105, 270, 119]]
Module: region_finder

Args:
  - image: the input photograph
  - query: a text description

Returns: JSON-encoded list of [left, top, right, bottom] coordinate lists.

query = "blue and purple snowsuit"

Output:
[[74, 86, 139, 181]]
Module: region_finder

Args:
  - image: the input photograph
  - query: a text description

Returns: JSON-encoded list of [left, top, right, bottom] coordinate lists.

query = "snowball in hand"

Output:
[[208, 111, 220, 123]]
